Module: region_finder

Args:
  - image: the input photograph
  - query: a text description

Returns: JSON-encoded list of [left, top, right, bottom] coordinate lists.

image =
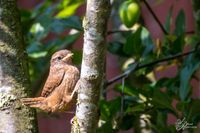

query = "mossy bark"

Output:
[[0, 0, 38, 133], [71, 0, 111, 133]]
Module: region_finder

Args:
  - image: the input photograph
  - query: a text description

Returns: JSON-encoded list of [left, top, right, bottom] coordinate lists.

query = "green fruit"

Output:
[[119, 0, 140, 28]]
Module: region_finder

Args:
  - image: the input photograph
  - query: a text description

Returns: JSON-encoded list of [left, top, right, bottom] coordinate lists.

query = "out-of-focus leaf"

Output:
[[141, 27, 154, 57], [29, 51, 48, 58], [99, 98, 121, 120], [114, 84, 138, 96], [164, 6, 173, 33], [31, 0, 59, 19], [27, 41, 43, 54], [174, 10, 185, 36], [97, 120, 113, 133], [185, 34, 200, 45], [179, 57, 200, 101], [56, 2, 82, 18], [166, 35, 177, 42], [156, 111, 167, 129], [72, 50, 82, 65], [172, 35, 185, 53], [126, 103, 145, 113], [152, 91, 175, 113], [107, 41, 129, 57], [187, 99, 200, 123], [119, 114, 134, 130], [30, 23, 45, 34], [123, 27, 142, 57], [50, 16, 83, 32], [123, 26, 154, 58], [45, 32, 80, 50], [176, 101, 188, 112], [100, 100, 110, 120]]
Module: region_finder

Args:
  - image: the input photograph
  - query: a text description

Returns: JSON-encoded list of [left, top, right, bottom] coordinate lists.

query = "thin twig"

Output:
[[106, 43, 200, 87], [142, 0, 168, 35], [121, 77, 125, 115]]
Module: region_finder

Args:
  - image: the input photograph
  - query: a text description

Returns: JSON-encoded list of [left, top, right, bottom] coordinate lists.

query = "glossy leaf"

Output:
[[50, 16, 83, 33], [56, 2, 83, 18], [123, 26, 154, 58], [141, 27, 154, 57], [179, 57, 200, 101], [123, 27, 142, 56], [174, 10, 185, 36]]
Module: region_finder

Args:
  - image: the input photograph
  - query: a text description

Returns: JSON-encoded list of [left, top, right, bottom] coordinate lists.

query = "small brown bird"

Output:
[[21, 50, 79, 113]]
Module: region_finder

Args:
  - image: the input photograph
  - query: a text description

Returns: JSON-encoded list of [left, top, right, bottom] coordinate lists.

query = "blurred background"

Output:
[[17, 0, 199, 132]]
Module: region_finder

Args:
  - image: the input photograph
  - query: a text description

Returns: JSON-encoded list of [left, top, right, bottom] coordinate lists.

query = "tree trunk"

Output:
[[71, 0, 111, 132], [0, 0, 38, 133]]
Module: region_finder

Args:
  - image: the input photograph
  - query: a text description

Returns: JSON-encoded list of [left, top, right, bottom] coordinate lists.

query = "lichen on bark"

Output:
[[0, 0, 38, 133]]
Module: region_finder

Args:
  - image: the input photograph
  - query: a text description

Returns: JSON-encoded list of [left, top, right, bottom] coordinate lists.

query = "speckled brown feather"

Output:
[[21, 50, 79, 113]]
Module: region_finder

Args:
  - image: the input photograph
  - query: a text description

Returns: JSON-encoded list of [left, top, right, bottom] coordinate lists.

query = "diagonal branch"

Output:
[[106, 43, 200, 87], [142, 0, 168, 35]]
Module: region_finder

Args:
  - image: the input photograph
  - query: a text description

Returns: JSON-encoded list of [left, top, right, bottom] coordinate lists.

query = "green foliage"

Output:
[[19, 0, 83, 82], [100, 1, 200, 133], [19, 0, 200, 133]]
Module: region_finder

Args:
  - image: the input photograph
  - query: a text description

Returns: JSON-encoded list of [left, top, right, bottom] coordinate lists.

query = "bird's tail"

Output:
[[20, 97, 45, 108]]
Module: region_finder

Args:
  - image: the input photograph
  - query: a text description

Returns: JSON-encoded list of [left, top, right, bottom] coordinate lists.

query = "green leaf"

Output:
[[119, 114, 134, 130], [114, 84, 138, 96], [45, 32, 80, 50], [123, 26, 154, 58], [31, 1, 54, 18], [156, 111, 167, 129], [107, 41, 129, 57], [56, 2, 82, 18], [99, 100, 111, 120], [97, 120, 113, 133], [72, 50, 82, 65], [126, 103, 145, 113], [123, 27, 142, 57], [141, 27, 154, 57], [152, 91, 175, 113], [50, 16, 83, 32], [27, 41, 44, 53], [164, 6, 173, 33], [171, 34, 185, 53], [179, 59, 200, 101], [99, 98, 121, 120], [29, 51, 48, 58], [174, 10, 185, 36], [30, 22, 45, 34], [187, 99, 200, 123]]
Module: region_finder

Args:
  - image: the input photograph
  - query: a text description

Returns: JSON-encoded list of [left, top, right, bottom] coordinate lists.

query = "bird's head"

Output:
[[51, 50, 74, 65]]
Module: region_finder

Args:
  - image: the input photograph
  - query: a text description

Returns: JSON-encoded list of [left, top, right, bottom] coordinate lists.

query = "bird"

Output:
[[21, 50, 80, 113]]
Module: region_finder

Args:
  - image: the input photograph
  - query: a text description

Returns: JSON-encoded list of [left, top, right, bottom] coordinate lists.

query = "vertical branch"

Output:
[[71, 0, 111, 133], [0, 0, 38, 133]]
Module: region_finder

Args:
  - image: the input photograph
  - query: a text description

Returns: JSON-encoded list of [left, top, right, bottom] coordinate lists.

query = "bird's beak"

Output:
[[62, 53, 73, 61]]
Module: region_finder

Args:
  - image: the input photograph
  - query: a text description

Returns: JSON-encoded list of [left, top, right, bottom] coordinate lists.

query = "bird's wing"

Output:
[[65, 66, 79, 94], [41, 69, 65, 97]]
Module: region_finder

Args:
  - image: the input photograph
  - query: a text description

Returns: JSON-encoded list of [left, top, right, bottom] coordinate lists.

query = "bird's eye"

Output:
[[57, 56, 62, 60]]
